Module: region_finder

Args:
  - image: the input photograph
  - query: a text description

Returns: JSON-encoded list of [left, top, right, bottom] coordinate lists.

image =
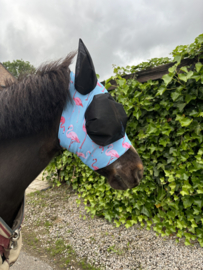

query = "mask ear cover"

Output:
[[75, 39, 97, 95], [85, 93, 128, 146]]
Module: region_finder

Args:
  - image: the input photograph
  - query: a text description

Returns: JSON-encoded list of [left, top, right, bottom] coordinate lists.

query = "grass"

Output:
[[107, 245, 123, 255], [44, 220, 53, 229]]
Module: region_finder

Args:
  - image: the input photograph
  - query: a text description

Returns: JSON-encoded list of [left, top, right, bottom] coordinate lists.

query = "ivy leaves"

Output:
[[162, 74, 173, 86], [195, 62, 203, 73], [175, 115, 193, 127], [44, 33, 203, 247]]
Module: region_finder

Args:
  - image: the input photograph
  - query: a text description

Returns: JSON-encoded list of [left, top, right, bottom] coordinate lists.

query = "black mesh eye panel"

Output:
[[75, 39, 97, 95], [85, 93, 128, 146]]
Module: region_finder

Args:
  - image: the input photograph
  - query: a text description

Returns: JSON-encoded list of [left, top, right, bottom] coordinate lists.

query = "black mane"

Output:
[[0, 52, 76, 140]]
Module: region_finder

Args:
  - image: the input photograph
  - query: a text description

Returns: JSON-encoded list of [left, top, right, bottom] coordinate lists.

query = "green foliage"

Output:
[[112, 57, 172, 76], [2, 59, 35, 78], [44, 33, 203, 246]]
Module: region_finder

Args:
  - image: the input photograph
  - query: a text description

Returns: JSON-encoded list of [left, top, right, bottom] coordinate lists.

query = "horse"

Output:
[[0, 40, 143, 268]]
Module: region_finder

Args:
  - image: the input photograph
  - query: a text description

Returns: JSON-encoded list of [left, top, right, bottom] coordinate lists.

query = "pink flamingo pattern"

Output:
[[76, 151, 91, 159], [69, 90, 83, 123], [105, 144, 120, 166], [66, 125, 80, 150], [60, 116, 65, 133], [91, 159, 99, 170], [79, 119, 87, 149], [122, 136, 131, 152], [58, 71, 132, 170], [92, 141, 97, 157], [97, 82, 105, 92], [85, 93, 90, 101], [85, 82, 105, 100], [99, 146, 104, 153], [97, 82, 102, 87]]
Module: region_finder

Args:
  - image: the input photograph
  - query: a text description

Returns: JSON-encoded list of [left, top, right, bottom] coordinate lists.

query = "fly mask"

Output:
[[58, 39, 131, 170]]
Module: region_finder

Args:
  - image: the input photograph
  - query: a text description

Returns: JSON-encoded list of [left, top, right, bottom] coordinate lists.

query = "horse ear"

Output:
[[75, 39, 97, 95]]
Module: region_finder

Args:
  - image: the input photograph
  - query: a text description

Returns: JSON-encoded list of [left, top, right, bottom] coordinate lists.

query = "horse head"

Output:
[[59, 39, 144, 190]]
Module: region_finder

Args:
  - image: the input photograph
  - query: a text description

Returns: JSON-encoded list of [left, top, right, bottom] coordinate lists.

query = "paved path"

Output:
[[12, 251, 53, 270], [26, 172, 50, 194]]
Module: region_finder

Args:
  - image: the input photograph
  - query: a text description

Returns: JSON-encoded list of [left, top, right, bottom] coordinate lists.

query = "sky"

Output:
[[0, 0, 203, 80]]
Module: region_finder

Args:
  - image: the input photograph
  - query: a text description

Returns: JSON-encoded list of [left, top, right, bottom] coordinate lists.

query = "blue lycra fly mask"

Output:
[[58, 72, 131, 170], [58, 39, 132, 170]]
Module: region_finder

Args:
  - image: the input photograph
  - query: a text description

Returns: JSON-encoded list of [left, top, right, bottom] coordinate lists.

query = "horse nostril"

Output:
[[134, 168, 143, 183], [138, 169, 143, 180]]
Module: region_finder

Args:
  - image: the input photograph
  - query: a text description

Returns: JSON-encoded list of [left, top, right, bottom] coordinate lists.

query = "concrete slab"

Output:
[[26, 172, 51, 195], [12, 251, 53, 270]]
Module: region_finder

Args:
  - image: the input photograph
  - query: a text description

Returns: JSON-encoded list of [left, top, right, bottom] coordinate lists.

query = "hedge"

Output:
[[44, 33, 203, 246]]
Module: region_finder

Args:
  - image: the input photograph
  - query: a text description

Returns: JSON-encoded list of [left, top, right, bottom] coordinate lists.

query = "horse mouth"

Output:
[[109, 174, 138, 190]]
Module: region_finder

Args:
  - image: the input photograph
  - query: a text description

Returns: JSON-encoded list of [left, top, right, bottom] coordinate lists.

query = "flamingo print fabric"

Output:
[[58, 72, 131, 170]]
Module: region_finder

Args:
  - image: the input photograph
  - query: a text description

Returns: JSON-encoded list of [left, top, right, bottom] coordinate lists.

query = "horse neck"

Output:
[[0, 129, 60, 227]]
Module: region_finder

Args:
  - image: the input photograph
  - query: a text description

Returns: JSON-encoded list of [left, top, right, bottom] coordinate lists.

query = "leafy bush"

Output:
[[44, 33, 203, 246]]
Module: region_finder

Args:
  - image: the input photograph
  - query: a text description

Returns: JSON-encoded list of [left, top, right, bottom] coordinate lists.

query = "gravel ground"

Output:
[[23, 187, 203, 270]]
